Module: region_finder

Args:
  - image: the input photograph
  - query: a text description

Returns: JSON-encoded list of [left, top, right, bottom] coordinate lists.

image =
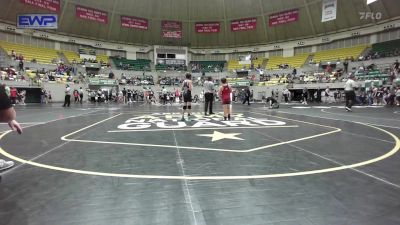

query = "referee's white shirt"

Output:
[[345, 79, 356, 91]]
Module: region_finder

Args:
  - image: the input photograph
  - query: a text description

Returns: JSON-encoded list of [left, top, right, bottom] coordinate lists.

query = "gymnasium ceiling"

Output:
[[0, 0, 399, 48]]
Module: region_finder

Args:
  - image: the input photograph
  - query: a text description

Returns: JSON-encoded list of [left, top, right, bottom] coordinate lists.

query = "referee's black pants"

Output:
[[204, 93, 214, 114], [243, 97, 250, 105], [63, 95, 71, 107], [345, 90, 355, 109]]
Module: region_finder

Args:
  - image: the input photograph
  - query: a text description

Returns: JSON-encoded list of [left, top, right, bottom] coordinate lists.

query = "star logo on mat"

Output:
[[197, 131, 244, 142]]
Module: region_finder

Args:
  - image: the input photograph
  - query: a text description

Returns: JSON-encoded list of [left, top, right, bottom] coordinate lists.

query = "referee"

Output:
[[344, 74, 357, 112], [203, 76, 215, 115]]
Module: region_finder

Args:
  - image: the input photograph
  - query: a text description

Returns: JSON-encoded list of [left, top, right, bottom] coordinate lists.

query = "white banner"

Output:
[[321, 0, 337, 22], [239, 60, 251, 65]]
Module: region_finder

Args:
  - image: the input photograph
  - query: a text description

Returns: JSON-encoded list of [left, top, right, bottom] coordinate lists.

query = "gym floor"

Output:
[[0, 102, 399, 225]]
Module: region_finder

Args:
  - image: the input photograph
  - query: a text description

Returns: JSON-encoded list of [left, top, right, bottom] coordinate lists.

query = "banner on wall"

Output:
[[195, 22, 220, 33], [161, 21, 182, 39], [121, 16, 148, 30], [76, 5, 108, 24], [231, 18, 257, 32], [321, 0, 337, 22], [20, 0, 61, 13], [269, 9, 299, 27]]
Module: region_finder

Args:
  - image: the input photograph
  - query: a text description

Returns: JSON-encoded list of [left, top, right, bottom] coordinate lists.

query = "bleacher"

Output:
[[0, 41, 59, 64], [112, 58, 151, 71], [96, 55, 109, 64], [252, 58, 265, 69], [228, 60, 249, 71], [371, 39, 400, 56], [312, 45, 369, 62], [61, 50, 80, 64], [25, 69, 74, 84], [191, 61, 225, 72], [228, 58, 266, 71], [266, 54, 309, 70], [155, 64, 167, 71]]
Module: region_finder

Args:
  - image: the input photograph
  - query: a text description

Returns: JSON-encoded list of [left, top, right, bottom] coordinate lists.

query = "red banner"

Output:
[[231, 18, 257, 32], [121, 16, 148, 30], [162, 21, 182, 39], [20, 0, 60, 13], [195, 22, 220, 33], [269, 9, 299, 27], [76, 5, 108, 24]]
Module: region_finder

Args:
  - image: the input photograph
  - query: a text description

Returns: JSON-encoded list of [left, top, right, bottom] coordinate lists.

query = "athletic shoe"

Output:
[[181, 117, 185, 121], [0, 159, 14, 171], [345, 106, 351, 112]]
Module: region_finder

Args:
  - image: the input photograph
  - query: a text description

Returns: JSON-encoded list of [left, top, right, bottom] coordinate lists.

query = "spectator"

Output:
[[343, 60, 349, 74], [302, 87, 308, 105], [40, 88, 47, 104], [9, 87, 17, 105], [18, 60, 24, 71], [11, 50, 16, 60], [48, 91, 52, 103], [19, 90, 26, 105], [292, 68, 297, 77], [162, 87, 168, 105], [324, 86, 331, 103], [394, 60, 399, 71], [79, 87, 84, 104], [283, 88, 290, 103], [396, 87, 400, 106]]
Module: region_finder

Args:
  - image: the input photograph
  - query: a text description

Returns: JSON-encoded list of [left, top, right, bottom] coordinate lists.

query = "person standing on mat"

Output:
[[344, 74, 357, 112], [0, 85, 22, 171], [181, 73, 193, 121], [79, 87, 84, 104], [63, 84, 71, 107], [219, 78, 232, 121], [203, 76, 215, 115], [242, 87, 251, 105]]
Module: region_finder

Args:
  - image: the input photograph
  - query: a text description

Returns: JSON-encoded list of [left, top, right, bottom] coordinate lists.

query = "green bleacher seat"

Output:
[[371, 39, 400, 56], [191, 61, 225, 72], [112, 58, 151, 71]]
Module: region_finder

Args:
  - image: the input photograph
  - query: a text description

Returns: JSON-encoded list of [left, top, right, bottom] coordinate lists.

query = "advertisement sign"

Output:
[[231, 18, 257, 32], [20, 0, 60, 13], [269, 9, 299, 27], [89, 78, 117, 86], [121, 16, 148, 30], [76, 5, 108, 24], [321, 0, 337, 22], [195, 22, 220, 33], [157, 59, 186, 65], [162, 21, 182, 39], [17, 14, 58, 29]]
